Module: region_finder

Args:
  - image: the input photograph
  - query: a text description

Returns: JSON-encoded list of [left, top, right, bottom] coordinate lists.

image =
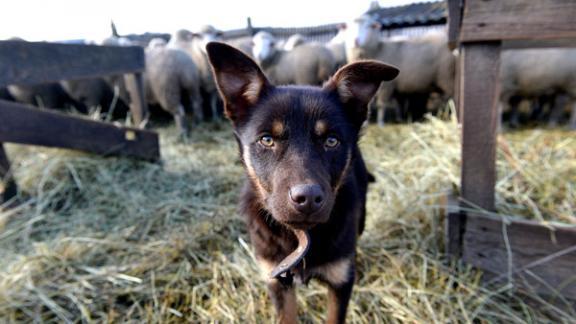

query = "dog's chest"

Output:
[[259, 256, 352, 287], [294, 257, 352, 286]]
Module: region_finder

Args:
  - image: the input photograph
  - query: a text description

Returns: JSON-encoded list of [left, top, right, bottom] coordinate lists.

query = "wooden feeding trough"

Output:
[[446, 0, 576, 300], [0, 41, 160, 204]]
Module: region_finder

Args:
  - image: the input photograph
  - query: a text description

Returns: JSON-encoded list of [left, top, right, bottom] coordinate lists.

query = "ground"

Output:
[[0, 116, 574, 322]]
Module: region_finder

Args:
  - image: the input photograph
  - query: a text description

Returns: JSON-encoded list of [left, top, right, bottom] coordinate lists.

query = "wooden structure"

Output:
[[221, 1, 447, 45], [447, 0, 576, 300], [0, 41, 159, 205]]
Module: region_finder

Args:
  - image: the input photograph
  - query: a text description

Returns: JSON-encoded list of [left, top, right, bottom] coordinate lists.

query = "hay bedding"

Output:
[[0, 116, 574, 323]]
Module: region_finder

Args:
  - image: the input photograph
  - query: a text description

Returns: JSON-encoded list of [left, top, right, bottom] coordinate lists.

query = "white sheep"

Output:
[[168, 25, 223, 121], [282, 34, 306, 50], [501, 48, 576, 129], [344, 14, 455, 125], [251, 31, 336, 86], [225, 36, 254, 57], [326, 23, 350, 69], [144, 42, 203, 138]]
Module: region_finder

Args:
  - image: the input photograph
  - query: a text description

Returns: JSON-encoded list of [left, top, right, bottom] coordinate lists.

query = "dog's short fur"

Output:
[[206, 42, 398, 324]]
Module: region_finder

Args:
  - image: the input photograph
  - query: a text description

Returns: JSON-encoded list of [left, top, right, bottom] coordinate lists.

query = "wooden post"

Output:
[[444, 192, 466, 258], [447, 0, 462, 51], [247, 17, 254, 36], [0, 143, 17, 203], [454, 55, 462, 122], [124, 72, 148, 128], [459, 42, 501, 211]]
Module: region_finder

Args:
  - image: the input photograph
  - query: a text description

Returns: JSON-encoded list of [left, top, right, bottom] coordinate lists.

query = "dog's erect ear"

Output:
[[323, 60, 399, 127], [206, 42, 272, 124]]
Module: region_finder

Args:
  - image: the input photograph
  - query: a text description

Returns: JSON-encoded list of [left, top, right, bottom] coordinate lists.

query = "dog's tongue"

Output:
[[270, 229, 310, 279]]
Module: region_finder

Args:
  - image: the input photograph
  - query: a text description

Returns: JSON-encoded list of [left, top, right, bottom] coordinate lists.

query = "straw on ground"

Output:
[[0, 116, 574, 322]]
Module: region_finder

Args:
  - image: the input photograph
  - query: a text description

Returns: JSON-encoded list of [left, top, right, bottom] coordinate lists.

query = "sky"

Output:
[[0, 0, 422, 42]]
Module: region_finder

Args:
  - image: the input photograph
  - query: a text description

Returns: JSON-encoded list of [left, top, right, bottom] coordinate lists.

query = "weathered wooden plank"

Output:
[[459, 43, 501, 211], [0, 41, 144, 87], [463, 212, 576, 299], [443, 193, 466, 258], [453, 50, 461, 122], [447, 0, 463, 50], [0, 143, 17, 204], [124, 72, 149, 127], [460, 0, 576, 43], [0, 100, 160, 161], [502, 38, 576, 50]]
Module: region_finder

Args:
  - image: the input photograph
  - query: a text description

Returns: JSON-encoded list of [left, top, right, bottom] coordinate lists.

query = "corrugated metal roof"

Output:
[[367, 1, 446, 28]]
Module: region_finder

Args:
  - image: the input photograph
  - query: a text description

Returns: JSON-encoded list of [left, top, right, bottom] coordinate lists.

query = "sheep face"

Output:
[[195, 25, 223, 54], [148, 38, 167, 49], [252, 32, 277, 65], [344, 15, 381, 51]]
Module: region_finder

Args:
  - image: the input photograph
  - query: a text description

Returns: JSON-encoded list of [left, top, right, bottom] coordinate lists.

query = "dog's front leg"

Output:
[[325, 272, 354, 324], [268, 279, 298, 324]]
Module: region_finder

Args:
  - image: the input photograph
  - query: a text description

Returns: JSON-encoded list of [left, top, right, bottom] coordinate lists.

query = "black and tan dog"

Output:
[[206, 42, 398, 324]]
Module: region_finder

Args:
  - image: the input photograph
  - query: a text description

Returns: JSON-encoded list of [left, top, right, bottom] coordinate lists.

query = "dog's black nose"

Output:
[[289, 184, 324, 214]]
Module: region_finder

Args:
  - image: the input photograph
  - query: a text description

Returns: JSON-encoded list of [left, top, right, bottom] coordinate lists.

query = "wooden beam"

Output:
[[0, 100, 160, 162], [124, 72, 149, 127], [459, 42, 501, 211], [460, 0, 576, 43], [447, 0, 463, 50], [502, 38, 576, 50], [0, 143, 17, 204], [0, 41, 144, 87], [463, 212, 576, 300]]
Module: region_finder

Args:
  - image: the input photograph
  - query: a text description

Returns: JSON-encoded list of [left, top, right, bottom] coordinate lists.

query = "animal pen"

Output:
[[220, 1, 447, 45], [446, 0, 576, 300], [0, 41, 160, 205], [0, 2, 575, 321]]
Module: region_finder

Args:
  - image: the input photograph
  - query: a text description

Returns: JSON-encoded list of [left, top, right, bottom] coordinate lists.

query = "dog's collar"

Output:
[[276, 270, 295, 286], [270, 229, 310, 284]]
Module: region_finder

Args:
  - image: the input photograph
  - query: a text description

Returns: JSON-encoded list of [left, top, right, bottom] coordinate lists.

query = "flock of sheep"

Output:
[[2, 13, 576, 139]]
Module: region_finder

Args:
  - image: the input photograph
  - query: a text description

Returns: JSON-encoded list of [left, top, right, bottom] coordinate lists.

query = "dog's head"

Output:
[[206, 42, 398, 229]]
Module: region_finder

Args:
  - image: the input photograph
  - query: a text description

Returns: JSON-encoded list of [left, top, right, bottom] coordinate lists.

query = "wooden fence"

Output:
[[447, 0, 576, 301], [0, 41, 160, 204]]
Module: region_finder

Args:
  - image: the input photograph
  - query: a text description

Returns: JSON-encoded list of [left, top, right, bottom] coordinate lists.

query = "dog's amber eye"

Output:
[[325, 136, 339, 148], [259, 135, 274, 147]]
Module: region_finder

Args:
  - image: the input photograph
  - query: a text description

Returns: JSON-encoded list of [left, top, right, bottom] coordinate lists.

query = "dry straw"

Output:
[[0, 115, 574, 323]]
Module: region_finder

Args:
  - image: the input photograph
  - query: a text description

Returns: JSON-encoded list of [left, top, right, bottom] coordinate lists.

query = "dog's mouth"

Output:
[[269, 200, 334, 230], [270, 228, 311, 280], [284, 220, 318, 230]]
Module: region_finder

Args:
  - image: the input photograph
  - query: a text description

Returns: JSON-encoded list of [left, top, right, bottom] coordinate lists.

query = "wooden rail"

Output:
[[446, 201, 576, 300], [0, 41, 157, 205], [0, 100, 159, 161], [459, 0, 576, 43], [0, 41, 144, 87]]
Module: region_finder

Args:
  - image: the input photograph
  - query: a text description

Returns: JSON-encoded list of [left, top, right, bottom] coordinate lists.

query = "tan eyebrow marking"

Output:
[[271, 120, 284, 137], [315, 120, 328, 135]]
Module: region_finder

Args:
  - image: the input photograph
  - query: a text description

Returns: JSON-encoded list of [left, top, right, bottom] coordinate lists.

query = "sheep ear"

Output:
[[206, 42, 271, 124], [323, 60, 399, 127]]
